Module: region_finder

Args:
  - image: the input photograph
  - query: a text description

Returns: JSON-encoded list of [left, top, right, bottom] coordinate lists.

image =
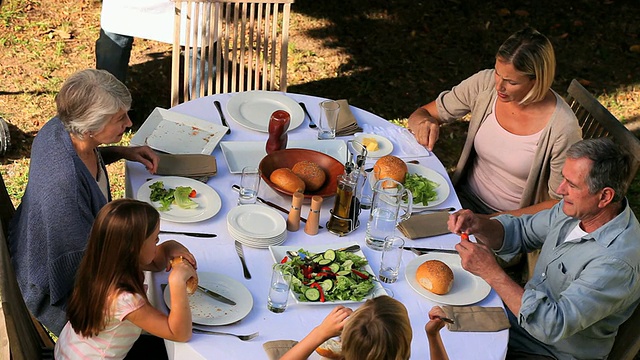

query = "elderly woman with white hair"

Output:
[[8, 69, 160, 335]]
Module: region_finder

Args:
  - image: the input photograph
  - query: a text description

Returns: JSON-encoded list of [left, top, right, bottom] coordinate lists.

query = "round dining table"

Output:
[[125, 92, 508, 359]]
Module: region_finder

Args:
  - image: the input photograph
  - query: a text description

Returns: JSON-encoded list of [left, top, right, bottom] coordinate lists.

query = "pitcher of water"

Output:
[[365, 178, 412, 250]]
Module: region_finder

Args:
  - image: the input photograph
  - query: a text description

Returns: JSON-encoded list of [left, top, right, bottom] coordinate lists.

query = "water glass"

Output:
[[317, 100, 340, 140], [379, 236, 405, 283], [267, 263, 292, 313], [238, 166, 260, 205]]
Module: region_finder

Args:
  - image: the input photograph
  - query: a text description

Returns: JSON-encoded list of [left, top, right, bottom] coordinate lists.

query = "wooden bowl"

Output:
[[259, 149, 344, 199]]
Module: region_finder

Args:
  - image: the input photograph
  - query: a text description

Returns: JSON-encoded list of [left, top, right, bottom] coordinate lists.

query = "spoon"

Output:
[[365, 159, 419, 172]]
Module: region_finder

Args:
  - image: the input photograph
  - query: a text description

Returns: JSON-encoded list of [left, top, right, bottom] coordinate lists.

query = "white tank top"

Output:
[[468, 99, 543, 211]]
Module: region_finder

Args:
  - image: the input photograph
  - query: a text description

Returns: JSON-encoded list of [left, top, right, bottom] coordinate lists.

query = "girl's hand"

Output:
[[426, 306, 448, 336], [314, 306, 353, 340], [168, 258, 197, 291], [160, 240, 197, 271]]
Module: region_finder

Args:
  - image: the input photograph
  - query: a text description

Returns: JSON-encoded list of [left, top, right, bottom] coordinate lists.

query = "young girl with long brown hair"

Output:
[[55, 199, 197, 359]]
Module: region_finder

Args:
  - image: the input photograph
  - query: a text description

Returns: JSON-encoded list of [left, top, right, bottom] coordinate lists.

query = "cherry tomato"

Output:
[[189, 189, 197, 198], [461, 232, 470, 241]]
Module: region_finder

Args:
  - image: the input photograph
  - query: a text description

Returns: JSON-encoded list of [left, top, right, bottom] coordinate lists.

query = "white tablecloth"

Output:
[[125, 93, 508, 360]]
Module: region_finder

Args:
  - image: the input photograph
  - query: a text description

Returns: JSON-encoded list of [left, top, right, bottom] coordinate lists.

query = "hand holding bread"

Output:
[[169, 256, 198, 295]]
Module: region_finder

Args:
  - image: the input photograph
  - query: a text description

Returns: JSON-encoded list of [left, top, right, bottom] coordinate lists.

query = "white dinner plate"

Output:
[[405, 253, 490, 306], [226, 91, 304, 132], [353, 133, 393, 158], [227, 204, 287, 239], [130, 107, 228, 155], [136, 176, 222, 223], [269, 243, 388, 304], [370, 163, 450, 209], [164, 272, 253, 326], [220, 139, 348, 174]]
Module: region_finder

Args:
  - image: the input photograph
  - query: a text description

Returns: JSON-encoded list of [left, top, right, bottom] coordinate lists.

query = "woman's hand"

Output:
[[124, 145, 159, 174], [407, 103, 441, 151]]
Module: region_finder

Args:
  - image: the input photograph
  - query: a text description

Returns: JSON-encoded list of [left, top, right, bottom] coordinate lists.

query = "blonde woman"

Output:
[[408, 27, 581, 216]]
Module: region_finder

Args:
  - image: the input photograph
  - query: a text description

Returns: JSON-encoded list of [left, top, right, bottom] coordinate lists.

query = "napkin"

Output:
[[398, 211, 450, 239], [155, 152, 217, 180], [442, 306, 510, 332], [263, 340, 298, 360], [361, 124, 431, 158], [335, 99, 362, 136]]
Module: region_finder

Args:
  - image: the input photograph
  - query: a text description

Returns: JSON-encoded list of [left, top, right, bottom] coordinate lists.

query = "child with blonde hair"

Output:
[[281, 295, 412, 360], [55, 199, 197, 359]]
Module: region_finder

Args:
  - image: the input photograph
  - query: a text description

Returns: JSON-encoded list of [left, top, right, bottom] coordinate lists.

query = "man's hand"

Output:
[[455, 234, 501, 280]]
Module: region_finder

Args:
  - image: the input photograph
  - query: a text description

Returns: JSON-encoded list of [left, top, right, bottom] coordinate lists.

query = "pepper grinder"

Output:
[[304, 196, 323, 235], [287, 191, 304, 231]]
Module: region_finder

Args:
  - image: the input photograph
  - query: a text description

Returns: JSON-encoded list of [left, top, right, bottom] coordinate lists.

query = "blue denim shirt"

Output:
[[495, 200, 640, 360]]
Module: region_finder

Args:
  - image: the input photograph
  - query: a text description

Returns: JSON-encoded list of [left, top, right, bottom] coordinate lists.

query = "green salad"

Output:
[[281, 248, 376, 302], [149, 181, 198, 211], [404, 173, 439, 205]]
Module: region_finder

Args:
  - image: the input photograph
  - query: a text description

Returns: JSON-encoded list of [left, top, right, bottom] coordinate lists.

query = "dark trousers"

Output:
[[124, 334, 169, 360], [95, 29, 134, 83]]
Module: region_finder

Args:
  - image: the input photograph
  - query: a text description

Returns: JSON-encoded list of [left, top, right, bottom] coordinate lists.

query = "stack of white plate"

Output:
[[226, 204, 287, 248]]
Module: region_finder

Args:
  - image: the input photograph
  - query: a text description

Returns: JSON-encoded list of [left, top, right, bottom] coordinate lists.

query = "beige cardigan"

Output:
[[435, 69, 582, 208]]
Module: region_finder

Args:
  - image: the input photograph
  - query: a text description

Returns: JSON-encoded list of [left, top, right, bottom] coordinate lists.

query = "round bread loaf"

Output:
[[373, 155, 407, 188], [416, 260, 454, 295], [169, 256, 198, 295], [270, 168, 306, 193], [292, 160, 326, 191], [315, 338, 342, 360]]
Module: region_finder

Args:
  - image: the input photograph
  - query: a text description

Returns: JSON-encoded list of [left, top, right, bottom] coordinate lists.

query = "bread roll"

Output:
[[169, 256, 198, 295], [416, 260, 454, 295], [270, 168, 306, 193], [315, 338, 342, 359], [373, 155, 407, 188], [292, 160, 326, 192]]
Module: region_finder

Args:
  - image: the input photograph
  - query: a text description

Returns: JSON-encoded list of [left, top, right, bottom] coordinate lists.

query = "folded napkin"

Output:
[[361, 124, 431, 158], [155, 152, 217, 180], [398, 211, 450, 239], [263, 340, 298, 360], [335, 99, 362, 136], [442, 306, 510, 332]]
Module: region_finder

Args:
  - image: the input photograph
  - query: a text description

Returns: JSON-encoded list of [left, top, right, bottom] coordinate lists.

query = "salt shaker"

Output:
[[287, 191, 304, 231], [304, 196, 323, 235]]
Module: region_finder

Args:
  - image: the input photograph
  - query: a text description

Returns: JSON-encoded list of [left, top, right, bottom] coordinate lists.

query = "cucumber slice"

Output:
[[336, 270, 350, 276], [320, 279, 333, 292], [328, 263, 340, 273], [323, 249, 336, 261], [304, 287, 321, 301], [318, 258, 333, 266]]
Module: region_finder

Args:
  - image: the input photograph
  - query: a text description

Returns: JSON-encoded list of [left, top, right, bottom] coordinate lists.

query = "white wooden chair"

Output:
[[171, 0, 294, 107], [0, 172, 55, 359]]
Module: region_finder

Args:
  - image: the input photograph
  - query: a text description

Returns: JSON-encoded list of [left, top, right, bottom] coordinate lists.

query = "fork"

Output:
[[192, 329, 259, 341]]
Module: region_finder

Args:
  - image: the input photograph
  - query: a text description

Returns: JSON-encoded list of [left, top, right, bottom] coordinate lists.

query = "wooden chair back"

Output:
[[566, 79, 640, 184], [0, 173, 55, 359], [566, 79, 640, 359], [171, 0, 294, 107]]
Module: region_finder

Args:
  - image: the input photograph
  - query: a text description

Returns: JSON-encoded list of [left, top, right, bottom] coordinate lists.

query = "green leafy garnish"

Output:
[[404, 173, 439, 205], [148, 181, 197, 211]]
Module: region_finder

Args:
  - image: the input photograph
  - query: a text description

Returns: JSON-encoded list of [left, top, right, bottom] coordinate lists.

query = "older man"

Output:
[[448, 137, 640, 359]]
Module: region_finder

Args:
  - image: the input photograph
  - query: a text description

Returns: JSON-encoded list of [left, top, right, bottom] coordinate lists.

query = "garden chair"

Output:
[[0, 172, 55, 359], [171, 0, 294, 107]]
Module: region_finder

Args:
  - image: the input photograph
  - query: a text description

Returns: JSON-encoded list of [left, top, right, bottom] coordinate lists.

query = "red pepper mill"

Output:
[[265, 110, 291, 154]]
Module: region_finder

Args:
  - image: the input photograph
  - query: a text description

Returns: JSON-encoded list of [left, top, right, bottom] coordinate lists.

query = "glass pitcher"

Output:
[[365, 178, 413, 250]]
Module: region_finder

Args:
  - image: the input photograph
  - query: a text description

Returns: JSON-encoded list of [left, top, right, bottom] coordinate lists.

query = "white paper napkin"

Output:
[[360, 124, 431, 159]]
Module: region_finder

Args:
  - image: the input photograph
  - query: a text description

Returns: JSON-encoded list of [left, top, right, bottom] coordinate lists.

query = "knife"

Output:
[[214, 100, 231, 134], [299, 102, 317, 128], [197, 285, 236, 305], [160, 230, 217, 238], [231, 184, 322, 228], [235, 240, 252, 279], [402, 246, 459, 254]]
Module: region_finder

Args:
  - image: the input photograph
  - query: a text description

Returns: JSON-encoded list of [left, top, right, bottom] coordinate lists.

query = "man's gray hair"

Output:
[[55, 69, 132, 138], [566, 137, 631, 202]]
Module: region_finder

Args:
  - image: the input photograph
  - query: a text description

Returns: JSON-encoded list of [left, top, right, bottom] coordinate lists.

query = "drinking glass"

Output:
[[317, 100, 340, 140], [379, 236, 405, 283], [267, 263, 292, 313], [238, 166, 260, 205]]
